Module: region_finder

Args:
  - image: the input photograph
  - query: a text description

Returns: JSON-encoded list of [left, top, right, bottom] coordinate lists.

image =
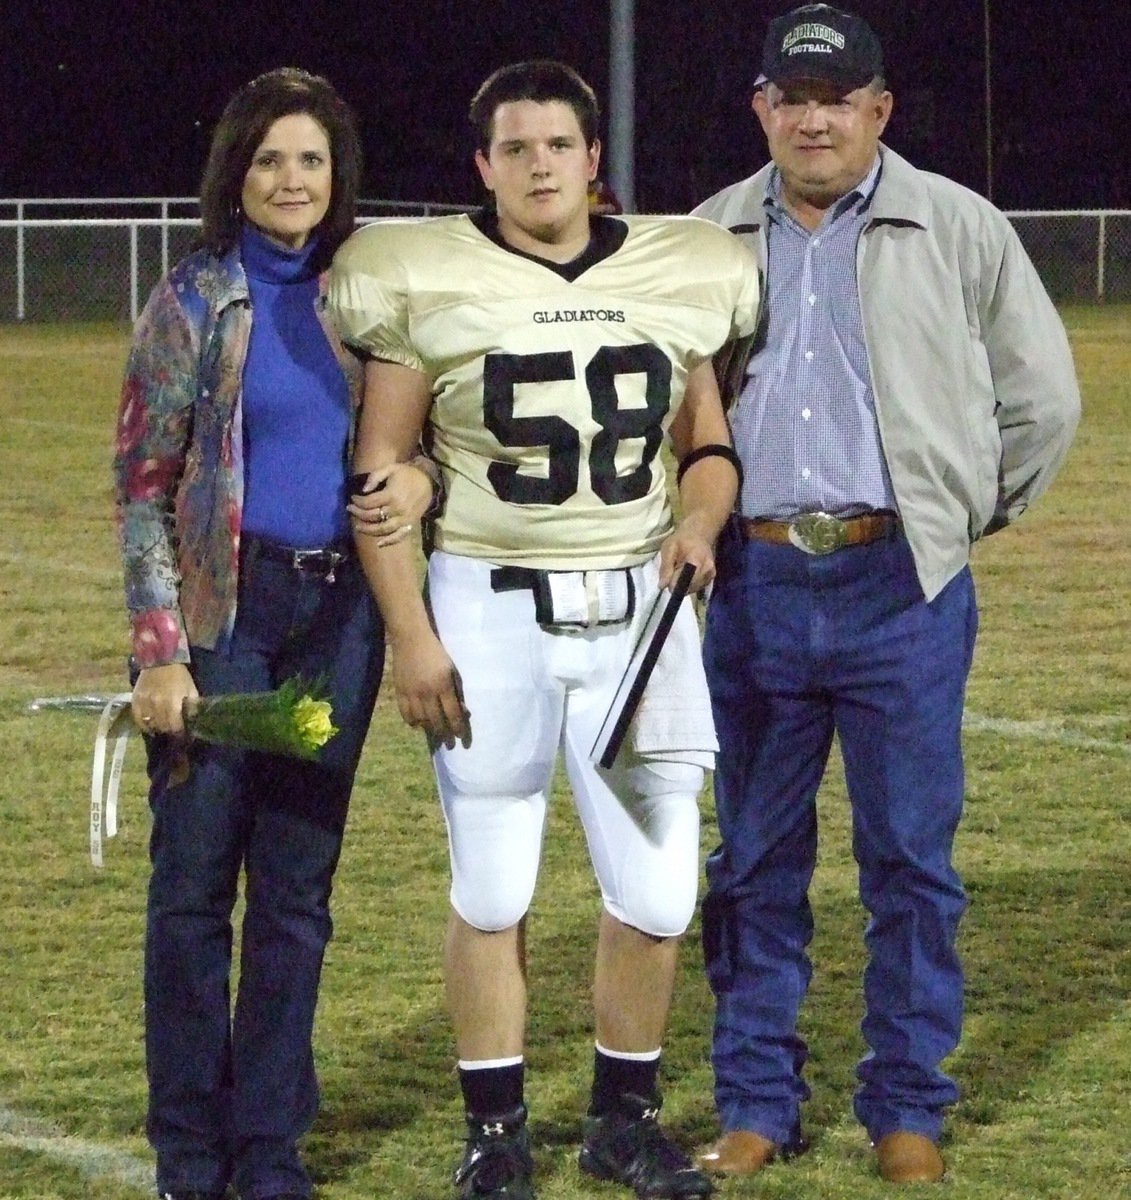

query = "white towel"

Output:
[[630, 600, 718, 769]]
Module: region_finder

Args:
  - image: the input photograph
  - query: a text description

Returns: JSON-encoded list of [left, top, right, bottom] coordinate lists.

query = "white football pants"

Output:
[[427, 550, 704, 938]]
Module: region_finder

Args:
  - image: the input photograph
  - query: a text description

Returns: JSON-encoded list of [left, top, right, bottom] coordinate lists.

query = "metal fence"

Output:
[[0, 198, 472, 323], [1007, 210, 1131, 306], [2, 198, 1129, 323]]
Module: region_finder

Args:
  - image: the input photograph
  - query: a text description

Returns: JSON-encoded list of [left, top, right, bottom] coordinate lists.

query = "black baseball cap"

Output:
[[757, 4, 884, 91]]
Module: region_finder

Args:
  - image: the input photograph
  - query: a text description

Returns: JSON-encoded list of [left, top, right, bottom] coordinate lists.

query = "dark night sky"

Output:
[[8, 0, 1131, 213]]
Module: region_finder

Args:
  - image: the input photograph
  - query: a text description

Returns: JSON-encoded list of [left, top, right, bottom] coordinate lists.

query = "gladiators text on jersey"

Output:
[[532, 308, 626, 323]]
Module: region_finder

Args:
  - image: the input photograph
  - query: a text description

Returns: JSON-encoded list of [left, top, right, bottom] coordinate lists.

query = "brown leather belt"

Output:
[[739, 512, 900, 555]]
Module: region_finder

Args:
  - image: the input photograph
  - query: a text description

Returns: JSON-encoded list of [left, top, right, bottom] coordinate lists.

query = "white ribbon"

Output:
[[90, 694, 134, 868]]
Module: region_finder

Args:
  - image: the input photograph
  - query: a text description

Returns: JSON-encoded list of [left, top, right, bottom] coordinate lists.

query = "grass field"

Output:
[[0, 311, 1128, 1200]]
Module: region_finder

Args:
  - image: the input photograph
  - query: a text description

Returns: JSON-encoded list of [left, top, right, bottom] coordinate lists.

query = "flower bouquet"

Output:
[[30, 678, 339, 866], [182, 677, 338, 760]]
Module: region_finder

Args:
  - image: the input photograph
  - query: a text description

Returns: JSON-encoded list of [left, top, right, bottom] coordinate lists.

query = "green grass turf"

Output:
[[0, 311, 1128, 1198]]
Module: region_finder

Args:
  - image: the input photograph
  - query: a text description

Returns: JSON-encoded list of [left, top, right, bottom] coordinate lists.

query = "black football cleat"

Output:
[[579, 1091, 712, 1198], [454, 1103, 535, 1199]]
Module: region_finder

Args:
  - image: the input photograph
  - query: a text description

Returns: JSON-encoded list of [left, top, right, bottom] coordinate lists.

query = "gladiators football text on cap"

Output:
[[757, 3, 884, 91]]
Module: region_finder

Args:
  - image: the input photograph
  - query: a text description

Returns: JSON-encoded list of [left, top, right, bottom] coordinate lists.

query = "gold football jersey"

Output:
[[330, 213, 760, 569]]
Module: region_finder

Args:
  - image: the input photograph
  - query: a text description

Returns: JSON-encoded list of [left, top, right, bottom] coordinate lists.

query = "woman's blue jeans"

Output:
[[143, 546, 383, 1199]]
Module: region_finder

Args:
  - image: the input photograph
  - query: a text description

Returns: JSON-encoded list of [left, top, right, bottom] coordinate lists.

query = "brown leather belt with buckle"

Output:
[[739, 512, 900, 555]]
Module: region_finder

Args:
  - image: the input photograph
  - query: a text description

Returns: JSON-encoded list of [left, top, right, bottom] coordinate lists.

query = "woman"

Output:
[[114, 68, 435, 1200]]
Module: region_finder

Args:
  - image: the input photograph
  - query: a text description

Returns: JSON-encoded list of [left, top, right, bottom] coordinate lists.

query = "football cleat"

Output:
[[579, 1091, 712, 1198], [454, 1103, 535, 1198]]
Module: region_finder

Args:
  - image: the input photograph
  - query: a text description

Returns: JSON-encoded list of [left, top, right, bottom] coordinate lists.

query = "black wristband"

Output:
[[676, 443, 744, 491]]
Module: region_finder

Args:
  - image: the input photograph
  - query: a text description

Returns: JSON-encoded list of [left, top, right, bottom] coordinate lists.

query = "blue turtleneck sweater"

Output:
[[239, 225, 351, 548]]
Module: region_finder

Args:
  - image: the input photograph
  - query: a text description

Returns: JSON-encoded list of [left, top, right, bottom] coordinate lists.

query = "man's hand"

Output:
[[390, 628, 472, 750], [658, 512, 716, 594]]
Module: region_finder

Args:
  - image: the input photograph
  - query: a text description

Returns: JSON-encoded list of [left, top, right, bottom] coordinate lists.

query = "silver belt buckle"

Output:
[[291, 547, 344, 582], [788, 512, 847, 555]]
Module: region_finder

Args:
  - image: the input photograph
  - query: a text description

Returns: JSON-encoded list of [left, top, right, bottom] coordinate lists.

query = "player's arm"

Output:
[[352, 358, 470, 747], [661, 359, 741, 592]]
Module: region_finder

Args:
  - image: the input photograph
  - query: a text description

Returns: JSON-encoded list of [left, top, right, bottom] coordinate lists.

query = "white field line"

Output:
[[0, 1105, 152, 1192], [964, 711, 1131, 756]]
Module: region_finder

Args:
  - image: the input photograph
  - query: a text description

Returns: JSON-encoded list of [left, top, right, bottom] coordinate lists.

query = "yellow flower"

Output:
[[293, 697, 338, 749], [175, 678, 340, 761]]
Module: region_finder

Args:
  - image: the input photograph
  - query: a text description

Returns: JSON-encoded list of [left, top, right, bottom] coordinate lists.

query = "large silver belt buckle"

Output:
[[788, 512, 847, 555]]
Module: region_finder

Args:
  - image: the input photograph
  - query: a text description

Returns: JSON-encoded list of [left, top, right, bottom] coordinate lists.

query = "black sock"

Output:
[[589, 1046, 660, 1116], [459, 1060, 525, 1118]]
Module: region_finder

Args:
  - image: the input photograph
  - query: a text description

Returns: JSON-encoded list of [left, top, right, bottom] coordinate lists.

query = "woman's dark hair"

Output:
[[199, 67, 362, 267], [469, 60, 600, 154]]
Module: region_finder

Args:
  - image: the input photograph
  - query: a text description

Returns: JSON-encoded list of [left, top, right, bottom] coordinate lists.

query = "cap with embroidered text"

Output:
[[757, 4, 884, 91]]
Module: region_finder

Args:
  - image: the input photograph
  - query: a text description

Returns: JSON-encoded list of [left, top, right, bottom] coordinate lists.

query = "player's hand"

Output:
[[658, 517, 716, 594], [131, 663, 199, 735], [389, 628, 471, 749], [349, 462, 433, 547]]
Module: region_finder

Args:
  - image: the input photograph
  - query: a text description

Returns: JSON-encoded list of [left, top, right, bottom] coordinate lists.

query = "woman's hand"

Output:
[[131, 663, 199, 735], [349, 461, 436, 547]]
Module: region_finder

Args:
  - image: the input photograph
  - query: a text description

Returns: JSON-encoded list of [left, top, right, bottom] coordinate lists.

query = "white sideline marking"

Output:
[[964, 711, 1131, 756], [0, 1105, 152, 1191]]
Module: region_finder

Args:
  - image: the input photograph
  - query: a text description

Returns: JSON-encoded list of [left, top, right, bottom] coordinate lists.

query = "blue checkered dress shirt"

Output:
[[733, 155, 898, 520]]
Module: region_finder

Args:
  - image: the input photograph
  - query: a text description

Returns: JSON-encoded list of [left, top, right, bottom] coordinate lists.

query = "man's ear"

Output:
[[873, 90, 894, 137], [474, 148, 494, 191]]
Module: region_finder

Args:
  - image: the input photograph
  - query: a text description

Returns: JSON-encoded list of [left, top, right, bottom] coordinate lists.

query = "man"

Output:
[[691, 4, 1080, 1186], [328, 61, 759, 1200]]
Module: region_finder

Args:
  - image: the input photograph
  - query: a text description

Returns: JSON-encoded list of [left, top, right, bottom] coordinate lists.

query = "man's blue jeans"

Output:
[[143, 547, 383, 1199], [702, 524, 977, 1146]]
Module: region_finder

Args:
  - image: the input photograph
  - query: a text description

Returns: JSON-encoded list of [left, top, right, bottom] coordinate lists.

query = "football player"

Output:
[[328, 60, 759, 1200]]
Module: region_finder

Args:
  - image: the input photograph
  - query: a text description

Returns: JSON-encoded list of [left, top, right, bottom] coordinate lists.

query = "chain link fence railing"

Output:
[[2, 199, 1129, 323], [0, 198, 472, 323], [1008, 211, 1131, 304]]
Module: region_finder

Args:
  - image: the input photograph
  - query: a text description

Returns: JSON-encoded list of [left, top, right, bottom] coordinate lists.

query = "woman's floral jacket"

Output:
[[113, 244, 362, 668]]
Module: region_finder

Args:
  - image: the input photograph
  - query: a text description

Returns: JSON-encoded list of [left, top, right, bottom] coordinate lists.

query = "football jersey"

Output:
[[329, 212, 760, 569]]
